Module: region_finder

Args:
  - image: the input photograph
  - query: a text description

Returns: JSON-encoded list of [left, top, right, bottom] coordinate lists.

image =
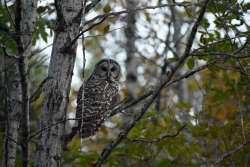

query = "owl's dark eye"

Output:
[[101, 66, 107, 71], [110, 66, 116, 72]]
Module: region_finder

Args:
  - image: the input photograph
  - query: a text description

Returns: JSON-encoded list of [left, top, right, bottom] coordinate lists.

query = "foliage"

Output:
[[0, 0, 250, 166]]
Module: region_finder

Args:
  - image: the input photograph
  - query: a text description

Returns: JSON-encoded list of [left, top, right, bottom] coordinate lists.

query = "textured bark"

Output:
[[16, 0, 38, 166], [1, 56, 21, 167], [170, 3, 190, 123], [124, 0, 139, 121], [125, 0, 138, 98], [35, 0, 83, 166], [2, 0, 37, 166]]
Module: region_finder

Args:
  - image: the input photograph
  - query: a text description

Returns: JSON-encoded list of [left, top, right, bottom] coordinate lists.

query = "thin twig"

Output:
[[80, 0, 87, 145], [69, 2, 193, 46], [128, 125, 186, 143], [110, 91, 153, 117], [30, 77, 53, 103], [214, 140, 250, 165], [28, 60, 215, 142], [4, 0, 15, 28], [93, 1, 210, 166], [85, 0, 102, 14], [28, 61, 214, 144], [30, 44, 52, 58], [6, 136, 20, 146]]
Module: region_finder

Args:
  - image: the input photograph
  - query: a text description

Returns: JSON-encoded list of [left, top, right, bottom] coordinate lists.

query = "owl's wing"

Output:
[[110, 93, 120, 109]]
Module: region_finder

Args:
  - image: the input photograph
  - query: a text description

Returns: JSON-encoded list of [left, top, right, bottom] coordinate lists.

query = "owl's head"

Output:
[[92, 59, 121, 82]]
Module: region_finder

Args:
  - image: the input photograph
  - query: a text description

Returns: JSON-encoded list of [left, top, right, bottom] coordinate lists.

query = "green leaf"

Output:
[[103, 24, 110, 34], [201, 18, 210, 29], [176, 102, 192, 109], [187, 57, 195, 69], [157, 159, 172, 167], [103, 4, 111, 13], [40, 30, 48, 43], [37, 6, 48, 14], [1, 34, 18, 54]]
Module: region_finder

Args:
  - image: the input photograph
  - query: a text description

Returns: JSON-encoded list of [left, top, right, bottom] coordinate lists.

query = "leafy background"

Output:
[[0, 0, 250, 166]]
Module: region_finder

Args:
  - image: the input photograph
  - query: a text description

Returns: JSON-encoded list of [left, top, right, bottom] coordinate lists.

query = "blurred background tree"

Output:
[[0, 0, 250, 166]]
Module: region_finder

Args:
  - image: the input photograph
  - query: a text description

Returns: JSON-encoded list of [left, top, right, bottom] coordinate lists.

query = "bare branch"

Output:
[[6, 136, 20, 146], [30, 77, 53, 103], [214, 140, 250, 165], [85, 0, 102, 14], [30, 44, 52, 58], [93, 1, 210, 166], [80, 0, 87, 145], [128, 125, 186, 143], [29, 60, 215, 142], [85, 2, 192, 26], [93, 61, 214, 166], [4, 0, 15, 28], [110, 91, 153, 117], [69, 2, 193, 46]]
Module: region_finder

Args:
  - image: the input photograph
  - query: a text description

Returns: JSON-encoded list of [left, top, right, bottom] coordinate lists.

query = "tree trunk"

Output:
[[35, 0, 83, 166], [1, 56, 21, 167], [124, 0, 139, 121], [170, 3, 190, 123], [2, 0, 37, 166], [16, 0, 38, 165]]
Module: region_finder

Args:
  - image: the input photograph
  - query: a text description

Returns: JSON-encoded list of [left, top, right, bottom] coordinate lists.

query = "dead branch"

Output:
[[93, 0, 210, 166], [128, 125, 186, 143], [214, 140, 250, 165]]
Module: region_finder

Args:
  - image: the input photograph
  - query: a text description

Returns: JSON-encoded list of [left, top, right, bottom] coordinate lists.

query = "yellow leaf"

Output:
[[103, 4, 111, 13], [229, 71, 240, 81], [103, 24, 110, 34]]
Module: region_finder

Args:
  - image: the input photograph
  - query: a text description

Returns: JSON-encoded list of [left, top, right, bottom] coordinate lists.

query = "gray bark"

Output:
[[35, 0, 83, 166], [124, 0, 139, 104], [16, 0, 38, 165], [1, 56, 21, 167], [122, 0, 139, 129], [170, 4, 190, 123], [2, 0, 37, 166]]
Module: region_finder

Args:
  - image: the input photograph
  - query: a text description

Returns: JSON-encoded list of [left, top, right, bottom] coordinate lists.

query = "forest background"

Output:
[[0, 0, 250, 166]]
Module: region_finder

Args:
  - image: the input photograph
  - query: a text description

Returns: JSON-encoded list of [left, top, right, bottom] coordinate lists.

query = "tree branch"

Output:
[[69, 2, 193, 46], [30, 77, 53, 103], [85, 0, 102, 14], [110, 91, 153, 117], [28, 60, 215, 142], [128, 125, 186, 143], [4, 0, 15, 28], [93, 0, 210, 166], [214, 140, 250, 165]]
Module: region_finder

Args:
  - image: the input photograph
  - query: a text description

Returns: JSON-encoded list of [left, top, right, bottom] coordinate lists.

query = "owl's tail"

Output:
[[63, 126, 79, 150], [63, 120, 102, 150]]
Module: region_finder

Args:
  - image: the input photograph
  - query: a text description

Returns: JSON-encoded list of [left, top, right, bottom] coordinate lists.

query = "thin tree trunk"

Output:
[[35, 0, 83, 166], [1, 56, 21, 167], [15, 1, 38, 165], [1, 0, 37, 166], [124, 0, 139, 122], [170, 3, 190, 123]]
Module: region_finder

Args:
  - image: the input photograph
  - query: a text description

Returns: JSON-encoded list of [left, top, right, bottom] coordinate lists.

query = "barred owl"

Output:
[[74, 59, 121, 139]]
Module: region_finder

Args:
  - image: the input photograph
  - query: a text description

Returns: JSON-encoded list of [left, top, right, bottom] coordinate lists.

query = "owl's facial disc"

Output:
[[96, 60, 120, 82]]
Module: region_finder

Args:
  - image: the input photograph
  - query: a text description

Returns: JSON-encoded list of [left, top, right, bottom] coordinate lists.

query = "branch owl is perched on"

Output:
[[71, 59, 121, 139]]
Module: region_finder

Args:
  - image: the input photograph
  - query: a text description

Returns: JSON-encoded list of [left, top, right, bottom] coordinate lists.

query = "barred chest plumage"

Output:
[[76, 79, 119, 138], [84, 80, 118, 111]]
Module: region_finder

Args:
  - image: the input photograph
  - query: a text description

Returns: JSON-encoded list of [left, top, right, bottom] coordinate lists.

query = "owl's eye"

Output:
[[101, 66, 107, 71], [110, 66, 116, 72]]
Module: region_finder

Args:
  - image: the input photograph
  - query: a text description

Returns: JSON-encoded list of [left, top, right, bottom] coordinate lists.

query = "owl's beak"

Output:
[[107, 70, 111, 82]]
